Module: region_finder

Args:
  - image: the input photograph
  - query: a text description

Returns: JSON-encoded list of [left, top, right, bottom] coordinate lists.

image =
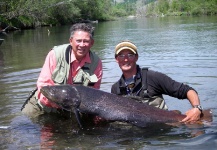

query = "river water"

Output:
[[0, 16, 217, 149]]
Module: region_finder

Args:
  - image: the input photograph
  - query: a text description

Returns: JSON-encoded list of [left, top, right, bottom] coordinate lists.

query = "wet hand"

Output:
[[181, 108, 201, 123]]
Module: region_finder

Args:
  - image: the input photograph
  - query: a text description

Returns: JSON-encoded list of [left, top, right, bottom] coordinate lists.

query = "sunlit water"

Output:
[[0, 16, 217, 149]]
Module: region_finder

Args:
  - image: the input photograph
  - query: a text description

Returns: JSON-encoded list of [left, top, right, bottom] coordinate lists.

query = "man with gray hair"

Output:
[[21, 23, 103, 118]]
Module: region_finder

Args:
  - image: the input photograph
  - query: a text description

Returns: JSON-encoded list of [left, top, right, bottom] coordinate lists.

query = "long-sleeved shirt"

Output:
[[36, 49, 103, 108], [111, 65, 195, 100]]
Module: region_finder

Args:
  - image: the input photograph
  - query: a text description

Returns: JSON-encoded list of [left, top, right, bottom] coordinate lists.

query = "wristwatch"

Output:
[[193, 105, 203, 112]]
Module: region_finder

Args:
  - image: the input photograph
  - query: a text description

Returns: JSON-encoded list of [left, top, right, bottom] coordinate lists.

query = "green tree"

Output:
[[1, 0, 81, 28], [74, 0, 113, 21], [157, 0, 169, 14]]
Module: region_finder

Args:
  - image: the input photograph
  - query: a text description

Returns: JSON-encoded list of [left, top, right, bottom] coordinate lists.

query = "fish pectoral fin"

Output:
[[74, 109, 83, 129]]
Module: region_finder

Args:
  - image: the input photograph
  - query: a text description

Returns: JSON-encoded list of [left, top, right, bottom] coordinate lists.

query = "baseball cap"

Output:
[[115, 41, 137, 55]]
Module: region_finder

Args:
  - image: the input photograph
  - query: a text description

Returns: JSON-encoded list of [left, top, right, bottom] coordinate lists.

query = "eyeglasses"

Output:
[[117, 53, 136, 60]]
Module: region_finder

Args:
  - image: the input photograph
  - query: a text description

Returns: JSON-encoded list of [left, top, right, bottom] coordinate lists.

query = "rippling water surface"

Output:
[[0, 16, 217, 149]]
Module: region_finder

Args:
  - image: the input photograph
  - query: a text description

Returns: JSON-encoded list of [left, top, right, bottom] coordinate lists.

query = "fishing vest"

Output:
[[51, 44, 99, 86]]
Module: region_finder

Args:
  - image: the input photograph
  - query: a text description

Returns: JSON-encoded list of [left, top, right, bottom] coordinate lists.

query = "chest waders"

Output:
[[21, 88, 38, 111], [124, 68, 168, 110]]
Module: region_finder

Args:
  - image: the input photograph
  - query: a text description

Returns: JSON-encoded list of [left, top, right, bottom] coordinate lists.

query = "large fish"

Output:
[[40, 85, 212, 128]]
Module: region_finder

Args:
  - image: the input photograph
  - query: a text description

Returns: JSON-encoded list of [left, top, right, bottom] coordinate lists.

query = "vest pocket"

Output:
[[52, 63, 66, 84]]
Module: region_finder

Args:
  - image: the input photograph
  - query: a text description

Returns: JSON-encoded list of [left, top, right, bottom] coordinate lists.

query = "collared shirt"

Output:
[[37, 49, 103, 108]]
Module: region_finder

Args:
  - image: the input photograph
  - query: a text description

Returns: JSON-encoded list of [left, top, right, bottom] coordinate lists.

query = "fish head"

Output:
[[40, 85, 81, 111]]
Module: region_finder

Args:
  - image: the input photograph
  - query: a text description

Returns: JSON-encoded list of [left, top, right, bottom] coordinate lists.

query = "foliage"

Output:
[[0, 0, 139, 29], [111, 7, 128, 17], [157, 0, 169, 14], [74, 0, 113, 21], [47, 1, 80, 25], [0, 0, 217, 29], [144, 0, 217, 16], [1, 0, 77, 27], [112, 0, 137, 17], [0, 0, 117, 29]]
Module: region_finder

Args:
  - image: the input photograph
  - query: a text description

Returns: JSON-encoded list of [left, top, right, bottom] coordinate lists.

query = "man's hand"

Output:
[[181, 108, 201, 123]]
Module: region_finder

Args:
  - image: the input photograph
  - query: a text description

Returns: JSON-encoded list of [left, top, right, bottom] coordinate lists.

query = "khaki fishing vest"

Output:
[[51, 44, 99, 86]]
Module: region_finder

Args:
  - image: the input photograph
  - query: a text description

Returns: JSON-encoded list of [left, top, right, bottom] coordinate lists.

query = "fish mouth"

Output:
[[40, 86, 54, 100]]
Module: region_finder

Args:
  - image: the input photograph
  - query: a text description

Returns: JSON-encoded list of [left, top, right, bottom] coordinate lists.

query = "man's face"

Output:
[[115, 49, 138, 73], [69, 31, 94, 61]]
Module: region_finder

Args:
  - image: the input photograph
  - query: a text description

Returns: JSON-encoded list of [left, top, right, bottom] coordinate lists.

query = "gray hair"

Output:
[[70, 23, 95, 39]]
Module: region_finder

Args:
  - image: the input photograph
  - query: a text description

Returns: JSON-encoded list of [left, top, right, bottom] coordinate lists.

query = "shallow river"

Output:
[[0, 16, 217, 149]]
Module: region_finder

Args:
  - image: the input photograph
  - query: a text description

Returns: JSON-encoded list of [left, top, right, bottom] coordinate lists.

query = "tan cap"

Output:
[[115, 41, 137, 55]]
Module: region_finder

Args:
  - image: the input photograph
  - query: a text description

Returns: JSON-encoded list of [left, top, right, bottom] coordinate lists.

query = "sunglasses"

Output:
[[117, 53, 136, 60]]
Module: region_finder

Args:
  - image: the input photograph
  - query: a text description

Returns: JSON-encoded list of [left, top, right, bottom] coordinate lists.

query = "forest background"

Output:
[[0, 0, 217, 30]]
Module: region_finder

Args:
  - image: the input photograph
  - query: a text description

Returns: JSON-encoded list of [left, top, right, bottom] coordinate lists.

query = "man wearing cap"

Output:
[[111, 40, 202, 123]]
